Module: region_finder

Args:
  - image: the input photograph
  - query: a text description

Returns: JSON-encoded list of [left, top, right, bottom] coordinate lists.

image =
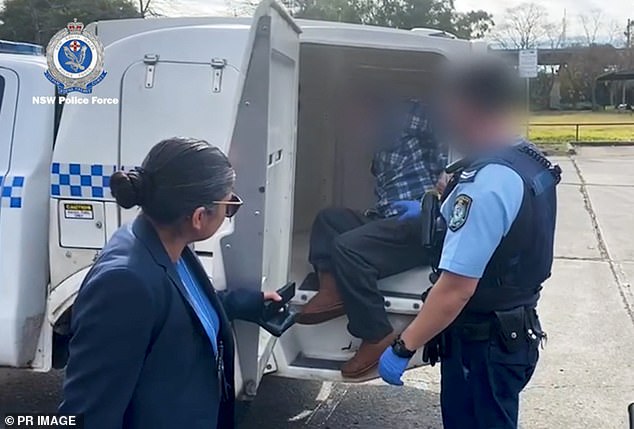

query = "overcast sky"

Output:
[[456, 0, 630, 40], [156, 0, 632, 42], [455, 0, 628, 23]]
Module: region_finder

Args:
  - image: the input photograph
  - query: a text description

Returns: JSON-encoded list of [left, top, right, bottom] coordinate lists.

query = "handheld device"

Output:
[[259, 282, 297, 337]]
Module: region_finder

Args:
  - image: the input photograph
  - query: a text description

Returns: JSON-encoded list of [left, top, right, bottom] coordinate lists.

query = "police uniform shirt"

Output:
[[439, 164, 524, 279]]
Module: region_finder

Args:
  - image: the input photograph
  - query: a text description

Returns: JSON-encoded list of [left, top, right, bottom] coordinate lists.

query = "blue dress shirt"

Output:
[[176, 258, 220, 354]]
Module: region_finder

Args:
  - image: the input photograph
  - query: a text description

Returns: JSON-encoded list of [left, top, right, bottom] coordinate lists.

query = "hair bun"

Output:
[[110, 169, 146, 209]]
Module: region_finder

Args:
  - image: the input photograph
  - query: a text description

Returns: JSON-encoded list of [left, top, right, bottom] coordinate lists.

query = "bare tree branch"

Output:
[[578, 9, 602, 45], [491, 2, 548, 49], [543, 21, 565, 49]]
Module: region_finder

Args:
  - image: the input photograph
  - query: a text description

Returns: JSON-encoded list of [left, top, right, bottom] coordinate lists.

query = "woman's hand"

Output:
[[263, 291, 282, 302]]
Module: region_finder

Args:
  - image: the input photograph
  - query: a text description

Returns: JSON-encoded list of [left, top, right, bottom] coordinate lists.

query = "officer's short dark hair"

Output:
[[444, 55, 520, 112]]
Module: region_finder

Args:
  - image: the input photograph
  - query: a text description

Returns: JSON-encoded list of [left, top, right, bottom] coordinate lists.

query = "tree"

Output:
[[294, 0, 493, 39], [578, 9, 603, 46], [492, 2, 547, 49], [559, 45, 620, 107], [138, 0, 154, 17], [227, 0, 494, 39], [0, 0, 141, 45], [454, 10, 494, 40]]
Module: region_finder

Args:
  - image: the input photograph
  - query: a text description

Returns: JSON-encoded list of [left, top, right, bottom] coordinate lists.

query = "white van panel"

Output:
[[50, 24, 252, 290], [58, 201, 106, 249], [0, 56, 54, 367], [0, 68, 17, 201], [119, 61, 240, 165]]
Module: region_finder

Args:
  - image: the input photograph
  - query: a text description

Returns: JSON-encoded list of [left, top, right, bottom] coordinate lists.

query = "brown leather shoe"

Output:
[[341, 331, 397, 379], [296, 272, 346, 325]]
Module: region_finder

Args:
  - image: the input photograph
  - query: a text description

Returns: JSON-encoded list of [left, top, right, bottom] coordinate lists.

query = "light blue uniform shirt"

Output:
[[176, 258, 220, 354], [439, 164, 525, 279]]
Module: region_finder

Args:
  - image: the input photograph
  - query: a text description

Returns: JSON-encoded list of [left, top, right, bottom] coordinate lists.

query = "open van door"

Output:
[[221, 0, 301, 396]]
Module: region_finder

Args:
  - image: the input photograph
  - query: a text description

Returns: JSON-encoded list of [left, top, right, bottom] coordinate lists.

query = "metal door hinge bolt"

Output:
[[143, 54, 159, 88], [211, 58, 227, 93]]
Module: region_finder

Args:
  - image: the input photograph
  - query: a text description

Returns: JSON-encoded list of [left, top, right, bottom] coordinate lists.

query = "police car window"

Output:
[[0, 75, 5, 116]]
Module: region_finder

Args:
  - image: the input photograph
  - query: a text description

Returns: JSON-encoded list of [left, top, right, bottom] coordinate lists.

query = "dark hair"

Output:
[[110, 137, 235, 225], [444, 55, 520, 111]]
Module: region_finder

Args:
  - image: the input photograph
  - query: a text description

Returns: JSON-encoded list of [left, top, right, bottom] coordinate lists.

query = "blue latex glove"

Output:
[[378, 346, 410, 386], [390, 200, 421, 221]]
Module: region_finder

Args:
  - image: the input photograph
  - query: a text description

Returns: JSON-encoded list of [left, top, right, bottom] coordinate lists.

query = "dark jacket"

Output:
[[59, 215, 263, 429]]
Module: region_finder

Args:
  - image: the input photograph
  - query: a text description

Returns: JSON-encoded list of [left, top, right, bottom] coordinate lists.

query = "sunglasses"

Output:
[[211, 193, 243, 218]]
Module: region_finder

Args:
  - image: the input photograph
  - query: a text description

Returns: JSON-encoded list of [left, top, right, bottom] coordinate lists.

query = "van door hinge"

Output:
[[211, 58, 227, 93], [143, 54, 159, 89]]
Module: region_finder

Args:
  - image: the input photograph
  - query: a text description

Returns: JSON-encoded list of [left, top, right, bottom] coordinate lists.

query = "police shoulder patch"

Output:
[[448, 194, 472, 232]]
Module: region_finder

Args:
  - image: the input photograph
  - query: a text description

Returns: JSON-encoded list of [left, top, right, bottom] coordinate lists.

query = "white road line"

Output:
[[315, 381, 332, 402], [305, 384, 349, 426], [288, 409, 314, 422]]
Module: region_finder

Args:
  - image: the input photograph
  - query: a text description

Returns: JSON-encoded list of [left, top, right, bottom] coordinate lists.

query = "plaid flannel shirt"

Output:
[[371, 100, 447, 218]]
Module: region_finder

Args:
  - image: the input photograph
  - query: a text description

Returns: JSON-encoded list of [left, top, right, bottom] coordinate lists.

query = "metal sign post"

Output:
[[519, 49, 538, 138]]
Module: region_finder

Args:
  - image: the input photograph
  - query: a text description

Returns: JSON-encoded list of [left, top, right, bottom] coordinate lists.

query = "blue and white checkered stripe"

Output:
[[51, 163, 117, 200], [0, 175, 25, 208]]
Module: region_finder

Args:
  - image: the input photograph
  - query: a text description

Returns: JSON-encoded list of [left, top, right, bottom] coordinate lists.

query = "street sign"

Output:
[[519, 49, 538, 78]]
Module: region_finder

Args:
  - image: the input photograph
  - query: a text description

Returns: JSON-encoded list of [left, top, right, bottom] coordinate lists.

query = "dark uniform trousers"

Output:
[[308, 207, 427, 341], [440, 328, 539, 429]]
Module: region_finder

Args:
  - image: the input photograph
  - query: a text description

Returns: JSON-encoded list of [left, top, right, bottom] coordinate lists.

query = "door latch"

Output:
[[143, 54, 159, 89], [211, 58, 227, 93]]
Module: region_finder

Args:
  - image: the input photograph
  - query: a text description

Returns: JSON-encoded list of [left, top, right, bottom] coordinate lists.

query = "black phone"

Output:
[[276, 282, 295, 303], [262, 282, 295, 320], [259, 282, 297, 337]]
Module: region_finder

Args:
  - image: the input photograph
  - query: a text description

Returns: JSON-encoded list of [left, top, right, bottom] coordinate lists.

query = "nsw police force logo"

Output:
[[45, 19, 106, 94]]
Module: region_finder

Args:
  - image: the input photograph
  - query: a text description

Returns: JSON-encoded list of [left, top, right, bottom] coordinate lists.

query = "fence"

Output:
[[527, 122, 634, 143]]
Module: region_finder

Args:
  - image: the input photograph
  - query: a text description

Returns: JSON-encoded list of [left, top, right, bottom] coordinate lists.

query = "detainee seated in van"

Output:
[[296, 97, 448, 378]]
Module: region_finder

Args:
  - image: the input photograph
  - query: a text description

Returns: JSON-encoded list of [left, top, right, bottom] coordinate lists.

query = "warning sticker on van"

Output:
[[64, 203, 94, 220]]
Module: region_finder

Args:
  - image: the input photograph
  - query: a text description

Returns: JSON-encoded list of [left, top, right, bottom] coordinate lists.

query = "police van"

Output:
[[0, 0, 475, 397]]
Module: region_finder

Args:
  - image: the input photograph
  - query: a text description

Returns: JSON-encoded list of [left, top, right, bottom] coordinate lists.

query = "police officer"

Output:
[[378, 56, 560, 429]]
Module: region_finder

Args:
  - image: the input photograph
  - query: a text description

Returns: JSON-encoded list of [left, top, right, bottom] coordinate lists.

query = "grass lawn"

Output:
[[528, 110, 634, 143]]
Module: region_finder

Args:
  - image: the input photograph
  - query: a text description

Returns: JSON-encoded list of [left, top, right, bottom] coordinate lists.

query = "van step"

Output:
[[291, 353, 344, 370], [298, 272, 424, 301]]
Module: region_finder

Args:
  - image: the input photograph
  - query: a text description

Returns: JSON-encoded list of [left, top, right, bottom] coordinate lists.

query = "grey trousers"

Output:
[[308, 207, 426, 341]]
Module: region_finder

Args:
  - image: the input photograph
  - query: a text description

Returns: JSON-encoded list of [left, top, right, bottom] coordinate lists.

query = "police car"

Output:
[[0, 0, 475, 397]]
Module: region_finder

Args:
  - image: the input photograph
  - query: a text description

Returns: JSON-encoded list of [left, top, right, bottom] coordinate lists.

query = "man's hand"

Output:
[[378, 347, 409, 386], [390, 200, 421, 220]]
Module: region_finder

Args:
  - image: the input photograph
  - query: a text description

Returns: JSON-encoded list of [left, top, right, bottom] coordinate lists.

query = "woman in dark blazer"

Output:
[[59, 137, 280, 429]]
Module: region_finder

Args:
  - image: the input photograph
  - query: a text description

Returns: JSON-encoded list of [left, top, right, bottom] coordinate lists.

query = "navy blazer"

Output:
[[59, 215, 263, 429]]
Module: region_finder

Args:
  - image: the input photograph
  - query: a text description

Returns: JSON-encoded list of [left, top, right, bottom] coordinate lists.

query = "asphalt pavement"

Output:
[[1, 146, 633, 428]]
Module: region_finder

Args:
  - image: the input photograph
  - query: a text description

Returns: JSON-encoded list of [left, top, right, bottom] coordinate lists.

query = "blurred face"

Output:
[[442, 97, 481, 153], [441, 95, 515, 156]]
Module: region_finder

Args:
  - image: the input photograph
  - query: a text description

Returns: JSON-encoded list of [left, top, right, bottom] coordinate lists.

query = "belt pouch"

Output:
[[493, 307, 526, 353]]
